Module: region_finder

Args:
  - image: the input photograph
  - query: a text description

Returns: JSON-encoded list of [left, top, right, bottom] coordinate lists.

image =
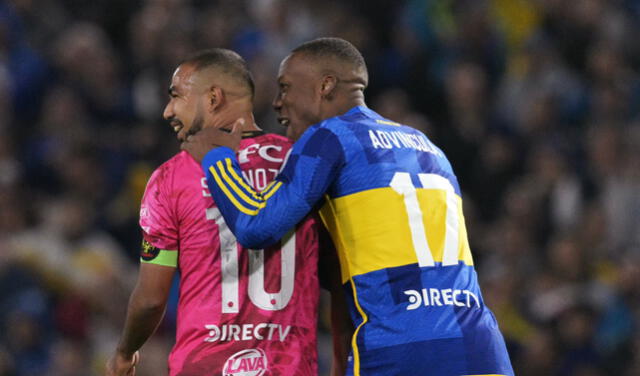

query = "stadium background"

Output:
[[1, 0, 639, 374]]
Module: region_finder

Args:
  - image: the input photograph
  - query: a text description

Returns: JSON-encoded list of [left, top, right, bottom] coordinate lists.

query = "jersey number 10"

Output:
[[206, 207, 295, 313]]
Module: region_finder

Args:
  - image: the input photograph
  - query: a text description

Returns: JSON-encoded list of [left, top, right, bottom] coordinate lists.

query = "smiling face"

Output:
[[162, 64, 208, 143], [272, 53, 323, 141]]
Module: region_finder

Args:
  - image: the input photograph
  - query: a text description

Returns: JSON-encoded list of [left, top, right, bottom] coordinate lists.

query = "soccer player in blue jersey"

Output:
[[183, 37, 514, 376]]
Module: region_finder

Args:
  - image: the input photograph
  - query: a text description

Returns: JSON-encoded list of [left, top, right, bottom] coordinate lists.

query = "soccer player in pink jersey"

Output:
[[106, 49, 346, 376]]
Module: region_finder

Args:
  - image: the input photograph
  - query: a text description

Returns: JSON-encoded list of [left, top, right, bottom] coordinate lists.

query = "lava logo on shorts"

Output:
[[222, 348, 268, 376], [140, 239, 160, 261]]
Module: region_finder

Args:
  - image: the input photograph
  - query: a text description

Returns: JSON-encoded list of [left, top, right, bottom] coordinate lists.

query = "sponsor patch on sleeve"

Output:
[[140, 238, 160, 261], [140, 239, 177, 267]]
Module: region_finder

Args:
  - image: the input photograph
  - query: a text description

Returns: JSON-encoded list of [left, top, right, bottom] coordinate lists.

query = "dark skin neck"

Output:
[[318, 76, 368, 121], [322, 89, 367, 119]]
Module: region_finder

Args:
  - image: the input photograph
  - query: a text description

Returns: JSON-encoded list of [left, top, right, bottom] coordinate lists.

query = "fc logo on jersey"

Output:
[[223, 348, 268, 376], [140, 239, 160, 261]]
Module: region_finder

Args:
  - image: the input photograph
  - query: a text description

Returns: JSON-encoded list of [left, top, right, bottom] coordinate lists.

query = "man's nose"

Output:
[[163, 102, 173, 120], [272, 95, 282, 112]]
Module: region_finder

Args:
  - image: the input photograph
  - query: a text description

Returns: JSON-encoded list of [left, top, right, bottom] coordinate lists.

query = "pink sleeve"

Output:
[[139, 166, 179, 251]]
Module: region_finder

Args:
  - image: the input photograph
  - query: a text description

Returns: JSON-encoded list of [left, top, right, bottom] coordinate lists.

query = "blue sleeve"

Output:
[[201, 126, 344, 248]]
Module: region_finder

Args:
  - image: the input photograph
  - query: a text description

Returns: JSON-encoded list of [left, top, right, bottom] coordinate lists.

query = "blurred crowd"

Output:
[[1, 0, 639, 375]]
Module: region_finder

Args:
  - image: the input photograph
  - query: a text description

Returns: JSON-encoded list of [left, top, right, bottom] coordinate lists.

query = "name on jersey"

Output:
[[404, 288, 480, 311], [201, 166, 279, 194], [204, 323, 291, 343], [241, 169, 279, 191], [369, 130, 442, 156]]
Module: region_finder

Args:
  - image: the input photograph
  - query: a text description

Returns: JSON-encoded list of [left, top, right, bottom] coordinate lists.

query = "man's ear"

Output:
[[320, 75, 338, 99], [207, 86, 225, 113]]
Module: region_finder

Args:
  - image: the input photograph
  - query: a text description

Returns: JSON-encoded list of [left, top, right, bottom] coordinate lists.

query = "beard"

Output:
[[187, 108, 205, 137]]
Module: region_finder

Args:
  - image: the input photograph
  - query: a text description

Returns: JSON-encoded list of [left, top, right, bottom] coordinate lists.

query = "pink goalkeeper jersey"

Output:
[[139, 132, 320, 376]]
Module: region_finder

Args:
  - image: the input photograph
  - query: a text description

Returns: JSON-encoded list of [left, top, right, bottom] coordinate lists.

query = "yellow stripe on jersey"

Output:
[[415, 189, 473, 266], [320, 187, 473, 282], [225, 158, 262, 201], [320, 198, 352, 283], [375, 119, 401, 126], [216, 161, 265, 209], [209, 166, 260, 215], [456, 193, 473, 265], [262, 181, 282, 200], [349, 278, 368, 376], [261, 180, 277, 195]]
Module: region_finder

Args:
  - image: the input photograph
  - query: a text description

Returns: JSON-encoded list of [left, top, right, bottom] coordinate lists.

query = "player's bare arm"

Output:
[[106, 263, 175, 376], [105, 351, 139, 376]]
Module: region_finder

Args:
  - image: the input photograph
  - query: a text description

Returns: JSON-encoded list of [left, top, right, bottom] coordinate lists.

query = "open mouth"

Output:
[[170, 120, 185, 140], [277, 117, 290, 127], [171, 120, 183, 134]]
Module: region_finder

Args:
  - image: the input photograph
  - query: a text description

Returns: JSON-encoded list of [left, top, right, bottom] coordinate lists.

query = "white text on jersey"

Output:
[[369, 129, 442, 156], [404, 288, 480, 310], [238, 144, 284, 164], [242, 168, 280, 191], [204, 323, 292, 343]]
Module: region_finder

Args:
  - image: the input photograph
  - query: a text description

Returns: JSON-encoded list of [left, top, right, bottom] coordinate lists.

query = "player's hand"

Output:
[[105, 350, 139, 376], [182, 118, 243, 162]]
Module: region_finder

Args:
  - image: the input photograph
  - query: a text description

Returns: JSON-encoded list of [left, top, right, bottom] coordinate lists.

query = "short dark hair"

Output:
[[292, 37, 368, 82], [181, 48, 255, 98]]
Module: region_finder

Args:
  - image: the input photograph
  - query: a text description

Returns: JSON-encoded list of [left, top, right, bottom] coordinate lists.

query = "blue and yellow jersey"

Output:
[[202, 106, 513, 376]]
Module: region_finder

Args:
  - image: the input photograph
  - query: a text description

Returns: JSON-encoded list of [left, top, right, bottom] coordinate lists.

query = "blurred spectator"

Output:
[[0, 2, 49, 133]]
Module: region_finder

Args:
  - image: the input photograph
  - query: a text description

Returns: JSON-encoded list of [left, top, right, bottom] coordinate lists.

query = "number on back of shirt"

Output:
[[390, 172, 461, 267], [206, 207, 295, 313]]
